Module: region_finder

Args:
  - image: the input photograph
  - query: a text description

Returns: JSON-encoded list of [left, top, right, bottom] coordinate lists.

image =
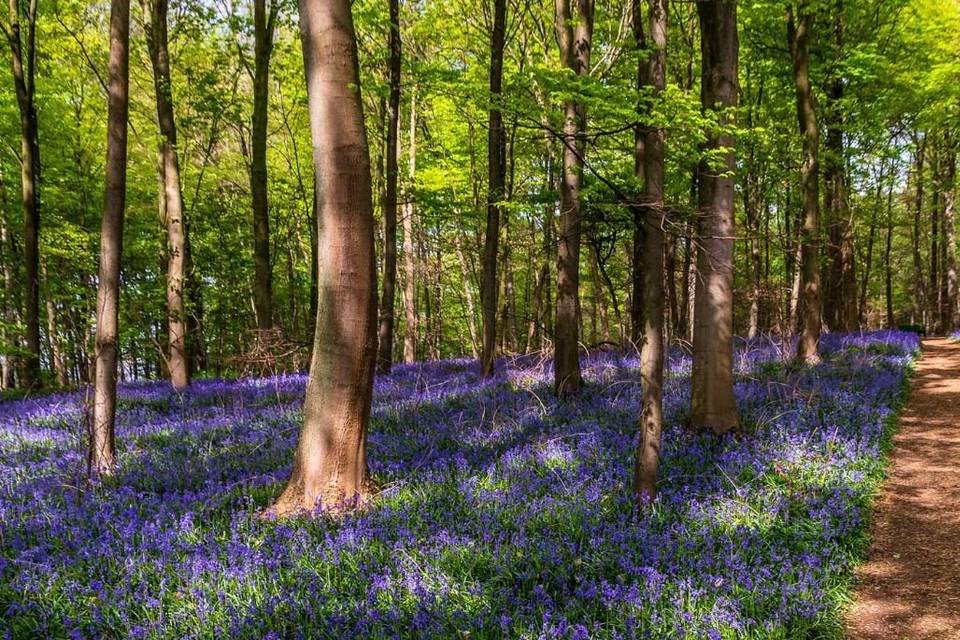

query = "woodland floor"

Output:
[[847, 337, 960, 640]]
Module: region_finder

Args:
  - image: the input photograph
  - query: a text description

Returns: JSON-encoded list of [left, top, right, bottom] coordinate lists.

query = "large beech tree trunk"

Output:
[[271, 0, 378, 516], [690, 0, 739, 433], [634, 0, 666, 502], [252, 0, 278, 331], [553, 0, 593, 396], [480, 0, 506, 377], [144, 0, 191, 388], [91, 0, 130, 477], [376, 0, 401, 373], [5, 0, 41, 388], [788, 2, 822, 364]]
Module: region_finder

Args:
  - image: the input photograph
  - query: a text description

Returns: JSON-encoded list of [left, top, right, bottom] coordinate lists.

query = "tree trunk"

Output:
[[376, 0, 401, 373], [480, 0, 506, 377], [690, 0, 739, 432], [454, 232, 480, 357], [91, 0, 130, 477], [911, 135, 926, 327], [5, 0, 41, 388], [144, 0, 191, 389], [930, 150, 941, 331], [251, 0, 278, 331], [43, 266, 67, 386], [823, 8, 856, 331], [402, 90, 418, 363], [884, 177, 895, 327], [271, 0, 377, 516], [788, 3, 821, 364], [634, 0, 666, 502], [553, 0, 593, 396], [858, 163, 884, 327], [0, 185, 17, 389], [944, 136, 958, 329], [630, 0, 647, 347]]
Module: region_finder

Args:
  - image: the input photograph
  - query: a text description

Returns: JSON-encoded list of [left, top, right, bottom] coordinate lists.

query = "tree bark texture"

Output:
[[6, 0, 41, 388], [251, 0, 278, 331], [376, 0, 401, 373], [553, 0, 593, 396], [144, 0, 191, 388], [788, 3, 822, 364], [91, 0, 130, 477], [272, 0, 378, 516], [480, 0, 506, 377], [690, 0, 739, 432], [634, 0, 666, 503]]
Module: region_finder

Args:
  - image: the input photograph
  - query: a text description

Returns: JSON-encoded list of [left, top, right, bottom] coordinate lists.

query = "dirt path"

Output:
[[846, 337, 960, 640]]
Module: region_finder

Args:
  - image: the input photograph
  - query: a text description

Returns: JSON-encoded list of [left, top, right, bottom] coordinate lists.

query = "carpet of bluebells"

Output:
[[0, 331, 919, 639]]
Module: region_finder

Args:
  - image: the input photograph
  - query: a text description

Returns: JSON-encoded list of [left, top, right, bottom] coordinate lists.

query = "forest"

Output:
[[1, 0, 959, 637]]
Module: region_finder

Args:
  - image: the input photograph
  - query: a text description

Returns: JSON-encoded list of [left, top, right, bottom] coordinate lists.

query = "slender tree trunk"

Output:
[[308, 173, 318, 340], [527, 140, 554, 352], [0, 187, 17, 389], [43, 266, 67, 386], [885, 177, 895, 327], [930, 150, 941, 330], [944, 136, 958, 328], [402, 90, 418, 363], [630, 0, 647, 347], [251, 0, 278, 331], [377, 0, 401, 372], [454, 232, 480, 357], [912, 135, 927, 326], [743, 66, 762, 339], [858, 163, 884, 327], [5, 0, 41, 388], [144, 0, 191, 388], [823, 8, 856, 331], [554, 0, 593, 396], [271, 0, 377, 516], [745, 172, 762, 338], [634, 0, 666, 502], [664, 230, 678, 339], [90, 0, 130, 477], [480, 0, 506, 377], [788, 3, 821, 363], [690, 0, 739, 432]]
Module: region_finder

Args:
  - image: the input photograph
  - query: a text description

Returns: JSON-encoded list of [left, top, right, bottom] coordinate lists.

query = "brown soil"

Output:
[[846, 338, 960, 640]]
